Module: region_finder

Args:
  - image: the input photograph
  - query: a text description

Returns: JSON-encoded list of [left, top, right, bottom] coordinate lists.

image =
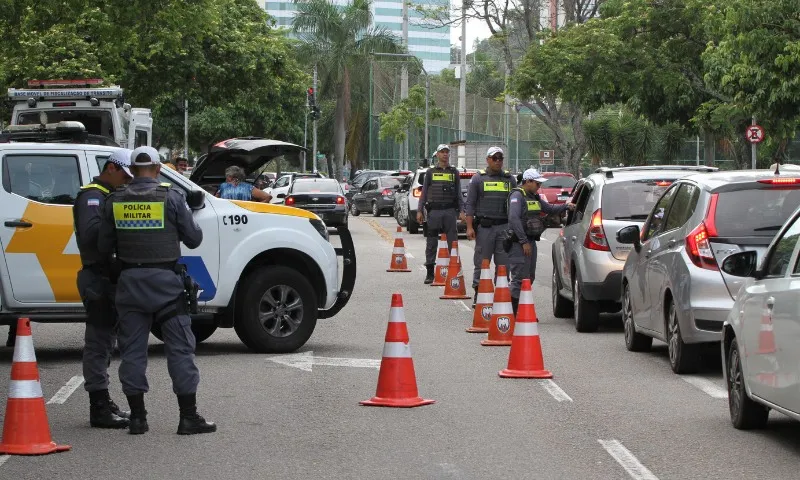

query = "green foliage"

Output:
[[582, 111, 687, 165], [379, 85, 446, 149]]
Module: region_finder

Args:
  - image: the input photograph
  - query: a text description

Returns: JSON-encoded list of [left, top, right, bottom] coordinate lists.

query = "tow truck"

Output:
[[7, 78, 152, 149]]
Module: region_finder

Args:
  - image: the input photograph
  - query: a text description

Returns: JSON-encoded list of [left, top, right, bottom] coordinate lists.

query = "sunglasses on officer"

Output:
[[490, 155, 504, 162]]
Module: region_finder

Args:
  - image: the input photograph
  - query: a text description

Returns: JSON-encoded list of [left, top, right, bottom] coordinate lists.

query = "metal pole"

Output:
[[369, 60, 373, 171], [459, 1, 467, 141], [696, 135, 700, 166], [312, 65, 318, 173], [515, 108, 520, 173], [183, 98, 188, 159], [401, 0, 409, 170], [424, 75, 429, 162], [751, 116, 757, 170], [303, 109, 308, 172]]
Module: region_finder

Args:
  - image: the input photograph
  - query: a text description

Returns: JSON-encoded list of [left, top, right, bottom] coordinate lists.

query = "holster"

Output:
[[502, 229, 517, 253], [78, 269, 116, 327], [175, 264, 199, 315]]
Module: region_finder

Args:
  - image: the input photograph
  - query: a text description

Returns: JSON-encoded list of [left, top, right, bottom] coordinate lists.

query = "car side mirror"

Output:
[[721, 251, 758, 278], [277, 193, 286, 199], [616, 225, 641, 251], [186, 190, 205, 210]]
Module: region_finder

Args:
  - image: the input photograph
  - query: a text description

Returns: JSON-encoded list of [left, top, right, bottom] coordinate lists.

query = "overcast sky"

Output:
[[450, 16, 492, 53]]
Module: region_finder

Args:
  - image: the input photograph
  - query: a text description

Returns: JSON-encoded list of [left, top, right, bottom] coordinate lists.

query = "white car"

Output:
[[721, 197, 800, 428], [265, 172, 323, 204]]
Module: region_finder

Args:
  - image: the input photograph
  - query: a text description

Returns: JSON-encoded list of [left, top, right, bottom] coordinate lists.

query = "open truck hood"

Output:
[[190, 137, 307, 185]]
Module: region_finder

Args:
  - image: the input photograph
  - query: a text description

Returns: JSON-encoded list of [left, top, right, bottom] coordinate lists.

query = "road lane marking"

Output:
[[47, 375, 84, 405], [0, 455, 9, 468], [418, 265, 427, 271], [405, 252, 414, 258], [454, 300, 472, 313], [540, 379, 573, 402], [266, 351, 380, 372], [598, 439, 659, 480], [681, 376, 728, 399]]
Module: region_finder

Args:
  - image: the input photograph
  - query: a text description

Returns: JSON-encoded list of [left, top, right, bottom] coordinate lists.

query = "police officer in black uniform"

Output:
[[98, 146, 215, 435], [74, 149, 133, 428], [417, 144, 464, 284], [465, 146, 517, 307], [507, 168, 575, 314]]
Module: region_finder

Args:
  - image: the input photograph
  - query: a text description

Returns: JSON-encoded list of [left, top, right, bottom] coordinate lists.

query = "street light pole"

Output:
[[401, 0, 409, 171], [184, 98, 189, 160], [459, 1, 467, 141], [312, 64, 318, 173]]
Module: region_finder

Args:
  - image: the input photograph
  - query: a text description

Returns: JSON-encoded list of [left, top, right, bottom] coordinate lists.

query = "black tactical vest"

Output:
[[74, 182, 111, 266], [475, 170, 512, 219], [109, 182, 181, 264], [510, 188, 545, 238], [426, 166, 459, 208]]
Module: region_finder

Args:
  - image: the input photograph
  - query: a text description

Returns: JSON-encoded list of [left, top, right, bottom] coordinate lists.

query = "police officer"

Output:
[[73, 149, 133, 429], [417, 144, 464, 284], [98, 146, 215, 435], [465, 147, 517, 307], [507, 168, 575, 314]]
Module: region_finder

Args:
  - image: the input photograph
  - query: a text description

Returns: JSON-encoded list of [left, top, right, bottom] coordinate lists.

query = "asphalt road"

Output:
[[1, 215, 799, 479]]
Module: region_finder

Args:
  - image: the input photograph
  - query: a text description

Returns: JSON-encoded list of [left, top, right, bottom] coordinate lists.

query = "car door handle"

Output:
[[766, 297, 775, 310], [4, 220, 32, 228], [667, 239, 676, 248], [645, 249, 652, 258]]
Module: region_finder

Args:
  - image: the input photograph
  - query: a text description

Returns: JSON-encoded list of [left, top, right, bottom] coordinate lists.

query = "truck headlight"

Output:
[[310, 219, 329, 241]]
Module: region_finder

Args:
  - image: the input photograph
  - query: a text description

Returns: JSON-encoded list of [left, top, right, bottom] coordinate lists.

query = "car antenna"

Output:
[[775, 161, 781, 176]]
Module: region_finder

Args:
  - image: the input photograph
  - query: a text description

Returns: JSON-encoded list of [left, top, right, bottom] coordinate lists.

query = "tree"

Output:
[[379, 85, 446, 158], [293, 0, 402, 179]]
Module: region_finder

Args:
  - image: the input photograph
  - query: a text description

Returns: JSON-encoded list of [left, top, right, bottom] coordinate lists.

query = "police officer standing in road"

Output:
[[465, 147, 517, 307], [98, 146, 216, 435], [74, 149, 133, 429], [507, 168, 575, 314], [417, 144, 464, 284]]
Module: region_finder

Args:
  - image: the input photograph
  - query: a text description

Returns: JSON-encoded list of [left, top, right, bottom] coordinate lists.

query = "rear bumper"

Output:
[[377, 198, 395, 210], [581, 271, 623, 303]]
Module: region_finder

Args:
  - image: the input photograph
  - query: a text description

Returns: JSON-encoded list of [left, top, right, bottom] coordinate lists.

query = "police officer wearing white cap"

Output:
[[464, 146, 517, 307], [507, 168, 575, 313], [73, 148, 134, 429], [98, 146, 216, 435], [417, 144, 464, 283]]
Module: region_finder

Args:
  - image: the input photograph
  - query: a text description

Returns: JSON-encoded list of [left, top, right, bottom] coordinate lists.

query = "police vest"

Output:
[[475, 170, 512, 219], [426, 166, 458, 208], [74, 183, 111, 266], [510, 188, 545, 238], [110, 182, 182, 264]]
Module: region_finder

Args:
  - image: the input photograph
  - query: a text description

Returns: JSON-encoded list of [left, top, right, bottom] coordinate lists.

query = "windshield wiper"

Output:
[[753, 225, 783, 231], [614, 214, 649, 220]]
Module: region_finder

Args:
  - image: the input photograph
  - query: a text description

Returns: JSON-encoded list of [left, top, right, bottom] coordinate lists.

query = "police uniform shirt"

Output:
[[508, 189, 568, 244], [74, 177, 114, 265], [418, 166, 464, 211], [464, 170, 518, 218]]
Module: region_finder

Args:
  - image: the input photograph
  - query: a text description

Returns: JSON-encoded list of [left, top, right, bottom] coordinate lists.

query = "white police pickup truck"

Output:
[[0, 137, 356, 352]]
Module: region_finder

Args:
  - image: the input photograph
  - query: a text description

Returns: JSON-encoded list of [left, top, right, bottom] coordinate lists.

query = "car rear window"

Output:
[[292, 180, 341, 194], [380, 177, 402, 187], [601, 179, 674, 220], [543, 176, 576, 189], [714, 187, 800, 237]]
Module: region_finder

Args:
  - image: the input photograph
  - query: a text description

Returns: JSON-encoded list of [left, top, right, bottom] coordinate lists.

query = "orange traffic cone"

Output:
[[499, 279, 553, 378], [758, 311, 777, 354], [440, 242, 470, 300], [0, 318, 70, 455], [387, 226, 412, 272], [431, 234, 449, 287], [467, 259, 494, 333], [481, 265, 515, 346], [361, 294, 435, 408]]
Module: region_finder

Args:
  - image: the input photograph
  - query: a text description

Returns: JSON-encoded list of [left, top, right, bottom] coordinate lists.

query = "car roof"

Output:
[[681, 169, 800, 190], [0, 142, 120, 153], [588, 167, 714, 184], [293, 177, 336, 183], [542, 172, 574, 177]]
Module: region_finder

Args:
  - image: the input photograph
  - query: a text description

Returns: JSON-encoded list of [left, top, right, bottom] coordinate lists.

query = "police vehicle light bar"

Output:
[[8, 86, 123, 101]]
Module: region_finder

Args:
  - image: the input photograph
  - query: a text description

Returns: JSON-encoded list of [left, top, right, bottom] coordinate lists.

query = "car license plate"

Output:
[[558, 195, 570, 201]]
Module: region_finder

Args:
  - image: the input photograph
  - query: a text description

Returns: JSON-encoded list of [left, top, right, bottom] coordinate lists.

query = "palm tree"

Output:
[[293, 0, 402, 177]]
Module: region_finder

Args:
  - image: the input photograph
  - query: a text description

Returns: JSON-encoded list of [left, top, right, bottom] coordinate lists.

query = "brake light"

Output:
[[655, 180, 672, 187], [583, 209, 610, 251], [686, 193, 719, 270], [459, 173, 474, 179], [758, 177, 800, 185], [381, 188, 393, 196], [412, 187, 422, 198], [336, 196, 345, 205], [52, 102, 76, 107], [285, 196, 295, 206]]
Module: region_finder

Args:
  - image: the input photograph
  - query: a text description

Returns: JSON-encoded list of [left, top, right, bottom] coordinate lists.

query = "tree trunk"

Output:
[[703, 130, 715, 167]]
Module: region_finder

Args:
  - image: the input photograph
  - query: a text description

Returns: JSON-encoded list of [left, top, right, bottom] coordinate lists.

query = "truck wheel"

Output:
[[235, 266, 318, 353], [150, 323, 218, 344]]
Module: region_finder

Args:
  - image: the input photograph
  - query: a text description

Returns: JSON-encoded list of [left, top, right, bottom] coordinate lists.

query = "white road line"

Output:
[[681, 376, 728, 399], [0, 455, 9, 468], [540, 379, 573, 402], [598, 439, 659, 480], [454, 300, 472, 313], [418, 265, 427, 271], [47, 375, 84, 405], [405, 252, 414, 258]]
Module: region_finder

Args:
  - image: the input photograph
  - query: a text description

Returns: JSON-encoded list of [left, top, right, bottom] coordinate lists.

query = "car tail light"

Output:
[[459, 173, 474, 179], [655, 180, 672, 187], [285, 196, 295, 206], [686, 193, 719, 270], [381, 188, 393, 196], [583, 209, 610, 251], [758, 177, 800, 185], [412, 187, 422, 198], [336, 196, 345, 205]]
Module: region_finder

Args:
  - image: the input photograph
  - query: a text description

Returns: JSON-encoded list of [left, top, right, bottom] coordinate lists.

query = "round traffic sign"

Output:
[[746, 124, 765, 144]]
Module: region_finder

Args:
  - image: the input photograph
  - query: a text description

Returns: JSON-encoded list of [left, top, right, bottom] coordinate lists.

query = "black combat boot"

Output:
[[511, 297, 520, 316], [126, 393, 148, 435], [472, 288, 479, 309], [423, 265, 435, 284], [177, 393, 217, 435], [89, 389, 129, 429]]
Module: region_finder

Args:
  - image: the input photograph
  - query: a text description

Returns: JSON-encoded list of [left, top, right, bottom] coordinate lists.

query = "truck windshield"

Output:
[[17, 110, 114, 138]]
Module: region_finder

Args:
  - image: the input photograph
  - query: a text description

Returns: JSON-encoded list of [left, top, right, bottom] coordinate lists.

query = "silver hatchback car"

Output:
[[551, 166, 717, 332], [617, 170, 800, 374]]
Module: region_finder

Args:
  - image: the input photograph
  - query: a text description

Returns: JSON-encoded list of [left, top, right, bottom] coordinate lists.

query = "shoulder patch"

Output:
[[160, 182, 172, 188], [86, 198, 100, 207], [479, 169, 486, 175]]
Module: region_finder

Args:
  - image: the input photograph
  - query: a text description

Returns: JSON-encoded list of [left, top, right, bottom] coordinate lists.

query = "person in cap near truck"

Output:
[[506, 168, 574, 314], [73, 148, 134, 429], [464, 146, 517, 307], [98, 146, 216, 435], [417, 144, 464, 284]]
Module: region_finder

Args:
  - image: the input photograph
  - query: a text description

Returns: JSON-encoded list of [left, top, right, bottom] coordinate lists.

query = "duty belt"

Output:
[[427, 202, 457, 210], [477, 218, 508, 226], [120, 261, 177, 271]]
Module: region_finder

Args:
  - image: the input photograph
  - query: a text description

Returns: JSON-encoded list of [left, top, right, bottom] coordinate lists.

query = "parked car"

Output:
[[394, 173, 414, 227], [345, 169, 392, 203], [551, 165, 718, 333], [617, 170, 800, 373], [285, 178, 349, 228], [266, 172, 324, 204], [720, 198, 800, 429], [539, 172, 578, 227], [350, 176, 403, 217]]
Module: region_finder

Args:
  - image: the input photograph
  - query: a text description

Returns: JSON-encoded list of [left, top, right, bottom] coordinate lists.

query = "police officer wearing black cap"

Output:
[[98, 146, 216, 435], [74, 148, 133, 429], [418, 144, 464, 284], [465, 146, 517, 307]]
